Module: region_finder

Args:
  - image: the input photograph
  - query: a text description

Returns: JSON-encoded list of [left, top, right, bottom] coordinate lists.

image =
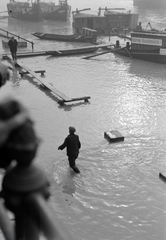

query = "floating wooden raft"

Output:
[[15, 60, 90, 105], [104, 130, 124, 143]]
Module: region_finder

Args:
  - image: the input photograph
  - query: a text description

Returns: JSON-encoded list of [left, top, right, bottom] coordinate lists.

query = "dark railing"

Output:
[[0, 28, 34, 50]]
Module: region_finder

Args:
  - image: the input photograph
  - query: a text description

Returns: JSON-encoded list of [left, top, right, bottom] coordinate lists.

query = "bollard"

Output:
[[32, 42, 34, 51]]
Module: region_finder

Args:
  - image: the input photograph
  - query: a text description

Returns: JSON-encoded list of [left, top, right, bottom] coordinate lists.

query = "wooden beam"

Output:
[[83, 46, 126, 59], [58, 96, 90, 105], [83, 50, 113, 59], [16, 61, 71, 101], [5, 56, 91, 105], [19, 70, 45, 76]]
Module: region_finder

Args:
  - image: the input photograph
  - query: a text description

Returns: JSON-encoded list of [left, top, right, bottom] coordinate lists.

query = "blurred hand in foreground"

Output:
[[0, 61, 13, 88], [0, 96, 29, 147]]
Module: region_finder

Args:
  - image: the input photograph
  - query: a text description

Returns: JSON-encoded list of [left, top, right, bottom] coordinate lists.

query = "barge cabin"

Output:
[[108, 24, 166, 64], [73, 8, 139, 35]]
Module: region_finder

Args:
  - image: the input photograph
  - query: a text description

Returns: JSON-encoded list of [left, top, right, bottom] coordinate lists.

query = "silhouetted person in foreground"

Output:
[[0, 61, 72, 240], [0, 62, 26, 145], [0, 61, 13, 88], [58, 127, 81, 173], [8, 37, 18, 61]]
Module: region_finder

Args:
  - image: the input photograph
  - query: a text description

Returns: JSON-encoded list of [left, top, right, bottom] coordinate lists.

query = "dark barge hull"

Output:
[[43, 4, 71, 21], [7, 0, 70, 22], [7, 2, 42, 22], [109, 47, 166, 64]]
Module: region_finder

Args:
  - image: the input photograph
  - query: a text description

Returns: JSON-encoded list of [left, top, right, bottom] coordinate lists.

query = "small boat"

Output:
[[106, 24, 166, 64], [2, 45, 101, 59], [45, 45, 99, 56], [40, 0, 71, 21], [7, 0, 43, 22], [32, 28, 98, 43], [2, 39, 27, 48]]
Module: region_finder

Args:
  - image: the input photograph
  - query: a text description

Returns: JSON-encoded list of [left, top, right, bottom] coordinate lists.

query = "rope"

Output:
[[125, 47, 132, 57]]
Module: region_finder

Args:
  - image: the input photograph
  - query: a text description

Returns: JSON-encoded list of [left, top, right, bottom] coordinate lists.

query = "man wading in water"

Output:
[[58, 127, 81, 173]]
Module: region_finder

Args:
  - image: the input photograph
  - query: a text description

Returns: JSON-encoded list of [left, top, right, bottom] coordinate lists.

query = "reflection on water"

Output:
[[1, 1, 166, 240], [2, 52, 166, 240], [11, 51, 166, 240], [7, 17, 73, 35]]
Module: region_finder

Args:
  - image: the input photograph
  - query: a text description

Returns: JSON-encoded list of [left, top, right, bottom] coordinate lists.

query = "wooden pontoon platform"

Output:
[[11, 59, 90, 105], [1, 43, 114, 59]]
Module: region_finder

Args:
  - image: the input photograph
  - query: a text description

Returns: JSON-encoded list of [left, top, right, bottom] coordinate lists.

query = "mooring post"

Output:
[[58, 99, 65, 106], [32, 42, 34, 51], [84, 97, 89, 102], [40, 71, 45, 76]]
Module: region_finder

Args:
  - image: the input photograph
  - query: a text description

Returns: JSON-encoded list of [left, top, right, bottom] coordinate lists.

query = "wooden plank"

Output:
[[5, 57, 91, 105], [58, 96, 90, 105], [83, 46, 126, 59], [5, 56, 91, 105], [83, 50, 112, 59], [16, 61, 71, 101], [70, 96, 90, 102], [19, 70, 45, 75]]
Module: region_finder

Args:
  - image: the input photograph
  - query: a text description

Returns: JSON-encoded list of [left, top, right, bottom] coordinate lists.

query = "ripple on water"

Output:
[[2, 10, 166, 239]]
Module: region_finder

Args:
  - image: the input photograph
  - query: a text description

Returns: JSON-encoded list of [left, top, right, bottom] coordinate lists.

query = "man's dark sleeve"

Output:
[[78, 136, 81, 149], [58, 138, 68, 150]]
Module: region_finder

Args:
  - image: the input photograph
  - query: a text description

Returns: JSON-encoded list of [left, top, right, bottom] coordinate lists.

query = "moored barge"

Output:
[[7, 0, 71, 22], [7, 0, 42, 22], [73, 8, 139, 35], [108, 26, 166, 64], [41, 0, 71, 21]]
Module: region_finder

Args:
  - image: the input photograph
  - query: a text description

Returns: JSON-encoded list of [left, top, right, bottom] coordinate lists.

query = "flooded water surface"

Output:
[[1, 0, 166, 239]]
